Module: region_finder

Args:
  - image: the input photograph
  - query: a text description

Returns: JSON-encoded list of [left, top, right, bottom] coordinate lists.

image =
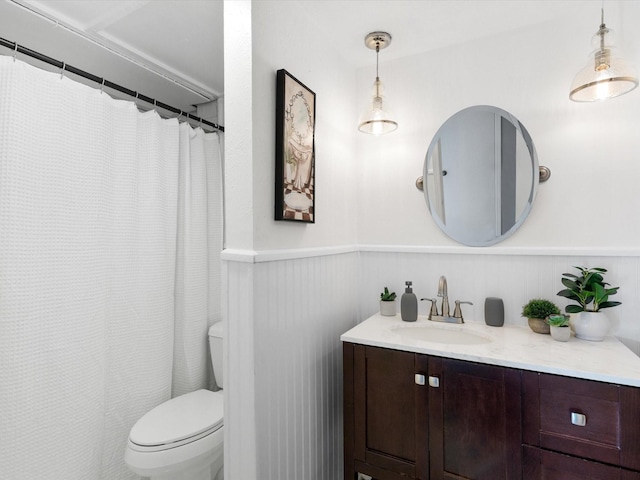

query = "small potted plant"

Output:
[[380, 287, 397, 316], [557, 266, 621, 341], [547, 314, 571, 342], [522, 298, 561, 334]]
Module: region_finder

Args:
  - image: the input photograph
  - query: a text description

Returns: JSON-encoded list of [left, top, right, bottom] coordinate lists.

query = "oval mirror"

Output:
[[423, 105, 539, 246]]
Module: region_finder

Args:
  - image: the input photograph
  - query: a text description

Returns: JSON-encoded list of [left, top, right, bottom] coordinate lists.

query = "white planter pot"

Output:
[[380, 300, 396, 316], [550, 325, 571, 342], [572, 311, 609, 342]]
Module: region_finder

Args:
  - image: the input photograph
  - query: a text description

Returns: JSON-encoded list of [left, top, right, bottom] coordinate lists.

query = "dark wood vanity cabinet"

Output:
[[522, 371, 640, 479], [343, 343, 522, 480], [344, 342, 640, 480]]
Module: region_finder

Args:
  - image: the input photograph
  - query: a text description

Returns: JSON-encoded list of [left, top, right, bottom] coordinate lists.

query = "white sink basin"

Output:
[[392, 325, 492, 345]]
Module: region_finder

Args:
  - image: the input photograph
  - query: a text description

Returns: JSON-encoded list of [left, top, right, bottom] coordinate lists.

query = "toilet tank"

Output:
[[208, 322, 224, 389]]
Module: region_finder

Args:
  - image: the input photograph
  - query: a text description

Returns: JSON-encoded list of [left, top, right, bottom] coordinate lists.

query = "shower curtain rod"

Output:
[[0, 36, 224, 133]]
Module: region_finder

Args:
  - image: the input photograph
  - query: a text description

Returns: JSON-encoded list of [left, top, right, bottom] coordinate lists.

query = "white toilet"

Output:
[[125, 322, 224, 480]]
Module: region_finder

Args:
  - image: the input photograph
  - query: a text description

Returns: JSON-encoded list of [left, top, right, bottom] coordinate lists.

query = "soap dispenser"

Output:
[[401, 281, 418, 322]]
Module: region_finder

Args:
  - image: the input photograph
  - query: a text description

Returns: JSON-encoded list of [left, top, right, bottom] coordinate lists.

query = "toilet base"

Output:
[[213, 465, 224, 480], [149, 463, 210, 480], [138, 449, 222, 480]]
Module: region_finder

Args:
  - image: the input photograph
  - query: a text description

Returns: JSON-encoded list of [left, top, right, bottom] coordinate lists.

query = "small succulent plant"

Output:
[[380, 287, 397, 302], [547, 314, 570, 327]]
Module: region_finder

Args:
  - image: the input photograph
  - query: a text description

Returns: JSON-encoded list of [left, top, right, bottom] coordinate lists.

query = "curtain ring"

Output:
[[13, 42, 18, 62], [100, 78, 105, 94], [177, 110, 183, 122], [153, 99, 157, 112], [134, 92, 139, 107], [60, 62, 66, 79]]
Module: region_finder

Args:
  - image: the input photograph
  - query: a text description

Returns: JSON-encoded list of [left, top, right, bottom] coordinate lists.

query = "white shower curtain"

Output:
[[0, 56, 222, 479]]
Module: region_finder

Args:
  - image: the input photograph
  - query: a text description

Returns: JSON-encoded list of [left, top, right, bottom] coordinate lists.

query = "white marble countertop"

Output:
[[341, 314, 640, 387]]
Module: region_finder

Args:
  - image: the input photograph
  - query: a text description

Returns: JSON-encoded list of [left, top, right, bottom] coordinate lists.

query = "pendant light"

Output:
[[569, 7, 638, 102], [358, 31, 398, 135]]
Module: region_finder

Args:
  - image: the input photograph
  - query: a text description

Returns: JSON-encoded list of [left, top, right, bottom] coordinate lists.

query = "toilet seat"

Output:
[[129, 389, 223, 452]]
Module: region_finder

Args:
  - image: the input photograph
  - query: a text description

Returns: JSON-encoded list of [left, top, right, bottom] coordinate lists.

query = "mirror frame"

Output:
[[423, 105, 539, 246]]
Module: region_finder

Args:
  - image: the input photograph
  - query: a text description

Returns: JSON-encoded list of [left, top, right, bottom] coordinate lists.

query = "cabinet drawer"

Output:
[[538, 374, 621, 465], [523, 446, 635, 480]]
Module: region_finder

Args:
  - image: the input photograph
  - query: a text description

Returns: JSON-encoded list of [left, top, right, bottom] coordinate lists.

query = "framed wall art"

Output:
[[275, 69, 316, 222]]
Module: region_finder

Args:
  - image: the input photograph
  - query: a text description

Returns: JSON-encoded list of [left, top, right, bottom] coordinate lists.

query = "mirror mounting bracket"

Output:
[[415, 165, 551, 192], [538, 166, 551, 183]]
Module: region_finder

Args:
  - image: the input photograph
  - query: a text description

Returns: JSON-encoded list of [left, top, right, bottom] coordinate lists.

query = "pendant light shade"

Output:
[[570, 9, 638, 102], [358, 77, 397, 135], [358, 32, 398, 135]]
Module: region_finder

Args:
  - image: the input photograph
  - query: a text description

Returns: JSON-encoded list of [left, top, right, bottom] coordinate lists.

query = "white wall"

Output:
[[357, 1, 640, 248], [224, 2, 640, 479], [223, 1, 360, 478], [249, 2, 359, 251], [353, 0, 640, 348]]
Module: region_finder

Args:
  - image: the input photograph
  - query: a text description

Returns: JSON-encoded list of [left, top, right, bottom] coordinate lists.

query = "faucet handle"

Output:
[[453, 300, 473, 323], [420, 298, 439, 319]]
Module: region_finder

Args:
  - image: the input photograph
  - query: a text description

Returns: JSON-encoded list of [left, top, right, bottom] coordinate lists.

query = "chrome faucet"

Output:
[[437, 275, 450, 318], [421, 275, 473, 323]]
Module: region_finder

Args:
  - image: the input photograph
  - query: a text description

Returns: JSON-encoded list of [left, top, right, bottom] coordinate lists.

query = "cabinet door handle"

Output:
[[428, 376, 440, 388], [415, 374, 426, 386], [571, 412, 587, 427]]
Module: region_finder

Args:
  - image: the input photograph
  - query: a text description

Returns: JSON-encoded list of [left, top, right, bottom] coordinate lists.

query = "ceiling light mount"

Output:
[[364, 32, 392, 51]]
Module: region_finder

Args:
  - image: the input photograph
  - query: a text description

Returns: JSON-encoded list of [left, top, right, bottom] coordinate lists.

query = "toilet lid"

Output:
[[129, 389, 223, 447]]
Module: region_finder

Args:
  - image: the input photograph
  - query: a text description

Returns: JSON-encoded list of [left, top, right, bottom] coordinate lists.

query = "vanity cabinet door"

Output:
[[343, 343, 429, 480], [428, 358, 522, 480]]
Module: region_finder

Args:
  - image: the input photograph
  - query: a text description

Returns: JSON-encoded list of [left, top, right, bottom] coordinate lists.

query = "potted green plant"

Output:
[[522, 298, 561, 334], [380, 287, 397, 316], [557, 266, 621, 341], [547, 314, 571, 342]]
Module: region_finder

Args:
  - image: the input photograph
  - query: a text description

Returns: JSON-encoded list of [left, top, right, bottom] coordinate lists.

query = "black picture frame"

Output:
[[275, 69, 316, 222]]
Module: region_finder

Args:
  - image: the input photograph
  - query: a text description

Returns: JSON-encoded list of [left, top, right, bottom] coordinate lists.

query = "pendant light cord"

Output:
[[375, 42, 381, 97], [599, 0, 606, 48], [599, 8, 605, 50]]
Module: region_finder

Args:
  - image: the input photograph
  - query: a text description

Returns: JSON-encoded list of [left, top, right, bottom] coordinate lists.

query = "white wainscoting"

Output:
[[224, 251, 359, 480], [358, 250, 640, 355], [224, 247, 640, 480]]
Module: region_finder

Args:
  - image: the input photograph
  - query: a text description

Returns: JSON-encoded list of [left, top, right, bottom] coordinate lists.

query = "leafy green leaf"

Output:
[[561, 273, 579, 279], [557, 289, 580, 302], [599, 301, 622, 309], [565, 305, 584, 313], [561, 278, 579, 290]]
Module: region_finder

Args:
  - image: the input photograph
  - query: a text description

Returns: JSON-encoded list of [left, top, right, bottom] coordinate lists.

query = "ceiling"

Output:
[[0, 0, 599, 113], [0, 0, 223, 113], [304, 0, 593, 68]]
